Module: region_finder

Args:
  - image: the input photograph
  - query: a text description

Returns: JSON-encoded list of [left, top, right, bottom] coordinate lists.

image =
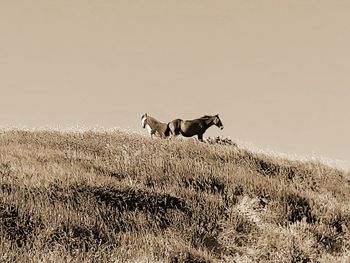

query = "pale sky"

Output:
[[1, 1, 349, 161]]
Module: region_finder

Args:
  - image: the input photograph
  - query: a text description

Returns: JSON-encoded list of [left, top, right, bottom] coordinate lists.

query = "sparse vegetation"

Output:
[[0, 130, 349, 262]]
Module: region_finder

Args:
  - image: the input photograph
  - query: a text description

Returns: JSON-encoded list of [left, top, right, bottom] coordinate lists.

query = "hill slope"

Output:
[[0, 130, 349, 262]]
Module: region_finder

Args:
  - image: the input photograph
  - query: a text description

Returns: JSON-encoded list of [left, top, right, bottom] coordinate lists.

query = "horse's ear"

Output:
[[216, 114, 219, 117]]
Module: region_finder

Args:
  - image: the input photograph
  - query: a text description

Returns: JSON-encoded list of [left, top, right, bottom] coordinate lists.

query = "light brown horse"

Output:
[[168, 114, 224, 141], [141, 113, 171, 138]]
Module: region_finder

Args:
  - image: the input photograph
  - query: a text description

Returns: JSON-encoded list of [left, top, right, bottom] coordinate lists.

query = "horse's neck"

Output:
[[147, 116, 161, 127], [203, 117, 214, 127]]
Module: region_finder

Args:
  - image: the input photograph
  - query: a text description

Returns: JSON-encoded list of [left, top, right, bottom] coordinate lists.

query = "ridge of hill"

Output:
[[0, 130, 349, 262]]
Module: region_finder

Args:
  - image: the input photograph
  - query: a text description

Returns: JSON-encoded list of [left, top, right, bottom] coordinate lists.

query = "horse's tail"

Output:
[[168, 119, 181, 136]]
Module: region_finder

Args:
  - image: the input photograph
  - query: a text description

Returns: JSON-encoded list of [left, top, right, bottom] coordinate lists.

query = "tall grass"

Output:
[[0, 130, 349, 262]]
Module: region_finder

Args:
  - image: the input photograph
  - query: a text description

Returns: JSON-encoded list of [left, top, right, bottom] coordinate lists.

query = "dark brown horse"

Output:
[[141, 113, 171, 138], [168, 114, 224, 141]]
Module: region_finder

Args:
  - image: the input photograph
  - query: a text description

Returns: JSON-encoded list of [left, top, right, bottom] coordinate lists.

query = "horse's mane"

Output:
[[199, 115, 214, 119], [147, 115, 167, 125]]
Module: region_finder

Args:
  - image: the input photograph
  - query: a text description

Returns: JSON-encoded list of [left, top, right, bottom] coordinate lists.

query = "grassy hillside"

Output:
[[0, 130, 349, 262]]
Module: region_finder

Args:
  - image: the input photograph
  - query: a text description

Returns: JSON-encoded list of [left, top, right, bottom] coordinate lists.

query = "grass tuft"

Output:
[[0, 130, 349, 262]]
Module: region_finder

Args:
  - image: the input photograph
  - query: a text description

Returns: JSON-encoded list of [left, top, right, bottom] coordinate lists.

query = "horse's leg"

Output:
[[198, 134, 204, 142], [170, 130, 178, 140], [160, 131, 166, 139], [168, 121, 179, 138], [174, 121, 182, 136], [167, 129, 173, 138]]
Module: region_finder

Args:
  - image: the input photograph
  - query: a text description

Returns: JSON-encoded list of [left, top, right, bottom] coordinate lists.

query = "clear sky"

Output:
[[1, 1, 349, 161]]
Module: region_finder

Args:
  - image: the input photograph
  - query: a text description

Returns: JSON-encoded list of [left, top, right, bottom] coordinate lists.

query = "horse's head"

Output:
[[141, 113, 148, 128], [213, 114, 224, 130]]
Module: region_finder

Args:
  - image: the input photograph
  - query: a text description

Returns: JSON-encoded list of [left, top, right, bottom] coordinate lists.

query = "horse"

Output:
[[141, 113, 171, 138], [168, 114, 224, 142]]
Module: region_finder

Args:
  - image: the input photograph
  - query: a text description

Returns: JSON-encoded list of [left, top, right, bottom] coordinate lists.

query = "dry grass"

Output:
[[0, 130, 349, 262]]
